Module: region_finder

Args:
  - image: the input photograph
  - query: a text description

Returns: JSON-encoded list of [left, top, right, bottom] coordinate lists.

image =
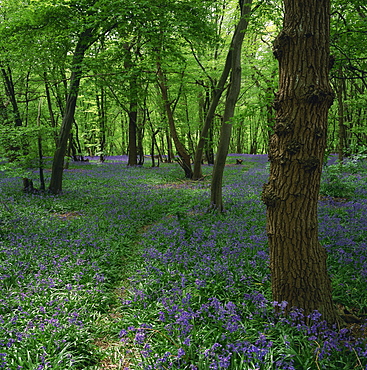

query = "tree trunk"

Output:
[[336, 67, 346, 162], [43, 72, 58, 145], [262, 0, 340, 324], [1, 66, 22, 127], [49, 28, 94, 194], [51, 68, 67, 117], [124, 44, 139, 167], [73, 119, 84, 160], [205, 125, 215, 165], [157, 61, 192, 178], [147, 104, 161, 167], [0, 96, 8, 124], [1, 66, 23, 160], [137, 123, 145, 165], [121, 115, 127, 154], [96, 85, 106, 162], [192, 42, 232, 180], [37, 99, 45, 191], [210, 0, 253, 211]]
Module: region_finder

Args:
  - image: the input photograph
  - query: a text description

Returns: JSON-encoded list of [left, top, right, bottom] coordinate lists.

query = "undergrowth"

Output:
[[0, 154, 367, 369]]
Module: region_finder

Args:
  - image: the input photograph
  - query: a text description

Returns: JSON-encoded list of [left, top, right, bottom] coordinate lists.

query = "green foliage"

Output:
[[328, 0, 367, 154], [0, 0, 282, 164], [0, 124, 54, 183], [320, 166, 356, 199], [320, 155, 367, 199]]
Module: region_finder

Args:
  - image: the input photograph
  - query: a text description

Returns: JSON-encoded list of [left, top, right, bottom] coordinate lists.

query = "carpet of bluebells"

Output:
[[1, 154, 367, 369]]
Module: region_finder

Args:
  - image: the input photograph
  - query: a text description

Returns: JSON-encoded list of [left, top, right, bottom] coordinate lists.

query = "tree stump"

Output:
[[23, 178, 35, 193]]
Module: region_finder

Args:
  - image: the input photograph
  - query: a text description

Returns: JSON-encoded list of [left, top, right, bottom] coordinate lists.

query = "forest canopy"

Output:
[[0, 0, 366, 179]]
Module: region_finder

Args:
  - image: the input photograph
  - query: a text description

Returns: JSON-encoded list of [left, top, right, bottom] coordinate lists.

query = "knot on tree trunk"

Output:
[[304, 85, 335, 105], [286, 139, 302, 155], [300, 156, 320, 172], [262, 183, 280, 207], [273, 120, 294, 136], [273, 30, 291, 60]]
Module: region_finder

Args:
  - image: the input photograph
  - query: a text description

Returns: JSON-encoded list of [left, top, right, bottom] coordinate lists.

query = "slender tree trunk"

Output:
[[44, 72, 58, 145], [0, 96, 8, 124], [49, 28, 94, 194], [205, 124, 215, 165], [37, 99, 45, 191], [146, 96, 161, 167], [150, 129, 160, 167], [157, 61, 192, 178], [124, 44, 139, 166], [73, 120, 84, 160], [137, 123, 145, 165], [192, 42, 232, 180], [1, 66, 22, 127], [161, 132, 168, 161], [336, 67, 346, 162], [121, 115, 127, 154], [138, 102, 146, 165], [51, 68, 67, 118], [128, 111, 138, 164], [210, 0, 253, 211], [262, 0, 340, 324], [1, 66, 23, 160], [96, 85, 106, 162]]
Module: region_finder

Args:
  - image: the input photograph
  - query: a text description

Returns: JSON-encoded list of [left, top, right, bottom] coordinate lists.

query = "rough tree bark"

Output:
[[210, 0, 253, 211], [49, 28, 94, 194], [262, 0, 340, 324]]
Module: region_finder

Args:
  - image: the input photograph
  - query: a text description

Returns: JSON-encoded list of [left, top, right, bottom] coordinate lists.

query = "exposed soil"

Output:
[[53, 211, 83, 220]]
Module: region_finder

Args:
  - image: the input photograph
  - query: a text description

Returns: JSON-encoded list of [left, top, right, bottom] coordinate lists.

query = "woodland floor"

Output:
[[1, 154, 367, 369]]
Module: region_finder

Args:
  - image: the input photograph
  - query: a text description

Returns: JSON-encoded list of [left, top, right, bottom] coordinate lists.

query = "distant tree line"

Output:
[[0, 0, 365, 191]]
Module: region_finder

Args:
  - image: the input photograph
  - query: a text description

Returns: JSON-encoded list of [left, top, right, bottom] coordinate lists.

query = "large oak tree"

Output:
[[262, 0, 340, 323]]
